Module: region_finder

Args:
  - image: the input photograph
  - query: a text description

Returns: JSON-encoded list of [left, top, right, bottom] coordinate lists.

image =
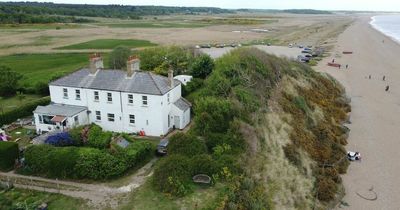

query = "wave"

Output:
[[370, 15, 400, 44]]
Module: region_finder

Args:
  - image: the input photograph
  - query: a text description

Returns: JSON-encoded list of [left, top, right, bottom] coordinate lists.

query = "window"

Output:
[[129, 114, 135, 124], [142, 96, 148, 106], [95, 111, 101, 121], [128, 94, 133, 104], [107, 92, 112, 102], [38, 115, 43, 123], [74, 116, 79, 123], [75, 89, 81, 100], [167, 93, 170, 104], [94, 91, 99, 101], [107, 113, 115, 122], [63, 88, 68, 98]]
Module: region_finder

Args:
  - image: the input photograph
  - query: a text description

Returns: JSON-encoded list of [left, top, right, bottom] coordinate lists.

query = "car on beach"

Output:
[[347, 151, 361, 161]]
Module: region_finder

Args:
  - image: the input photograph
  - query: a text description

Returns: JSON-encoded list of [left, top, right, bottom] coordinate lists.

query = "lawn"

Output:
[[0, 95, 42, 113], [0, 188, 89, 210], [0, 53, 110, 87], [7, 127, 36, 148], [120, 181, 225, 210], [57, 39, 157, 50]]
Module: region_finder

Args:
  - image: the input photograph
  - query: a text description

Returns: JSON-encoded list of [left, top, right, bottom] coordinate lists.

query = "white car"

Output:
[[347, 151, 361, 161]]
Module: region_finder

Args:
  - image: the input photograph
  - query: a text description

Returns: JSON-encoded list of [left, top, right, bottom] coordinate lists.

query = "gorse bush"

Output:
[[0, 142, 19, 171]]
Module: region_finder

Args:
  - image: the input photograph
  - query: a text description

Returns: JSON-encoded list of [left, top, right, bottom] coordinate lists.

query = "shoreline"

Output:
[[369, 15, 400, 46], [316, 16, 400, 209]]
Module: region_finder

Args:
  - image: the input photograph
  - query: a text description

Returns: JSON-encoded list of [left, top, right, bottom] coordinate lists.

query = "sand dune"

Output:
[[316, 16, 400, 209]]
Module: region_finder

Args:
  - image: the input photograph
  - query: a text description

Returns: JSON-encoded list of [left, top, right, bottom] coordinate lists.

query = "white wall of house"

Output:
[[47, 83, 188, 136], [33, 111, 89, 134]]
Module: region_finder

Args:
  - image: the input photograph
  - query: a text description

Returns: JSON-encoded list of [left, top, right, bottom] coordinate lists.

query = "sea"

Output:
[[370, 15, 400, 43]]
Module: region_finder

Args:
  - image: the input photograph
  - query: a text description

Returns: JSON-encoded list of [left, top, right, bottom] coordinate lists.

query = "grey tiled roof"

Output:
[[173, 98, 191, 111], [34, 104, 87, 117], [50, 69, 181, 95]]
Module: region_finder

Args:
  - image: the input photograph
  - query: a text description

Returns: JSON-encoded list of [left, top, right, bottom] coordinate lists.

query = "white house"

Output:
[[33, 54, 191, 136]]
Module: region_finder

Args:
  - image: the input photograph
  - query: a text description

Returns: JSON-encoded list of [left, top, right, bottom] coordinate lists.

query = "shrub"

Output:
[[182, 78, 204, 97], [168, 133, 207, 157], [74, 148, 126, 180], [190, 54, 214, 79], [24, 144, 53, 174], [316, 177, 337, 201], [0, 96, 50, 126], [34, 81, 49, 96], [189, 154, 218, 177], [47, 147, 79, 178], [113, 141, 153, 168], [109, 46, 131, 70], [0, 142, 19, 171], [45, 132, 74, 147], [152, 155, 192, 196], [87, 124, 112, 149]]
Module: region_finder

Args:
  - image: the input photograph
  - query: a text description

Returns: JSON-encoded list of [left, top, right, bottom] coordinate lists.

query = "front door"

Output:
[[174, 116, 180, 129]]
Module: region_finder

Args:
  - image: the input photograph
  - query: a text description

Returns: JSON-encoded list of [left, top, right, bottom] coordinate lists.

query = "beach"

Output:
[[316, 16, 400, 209]]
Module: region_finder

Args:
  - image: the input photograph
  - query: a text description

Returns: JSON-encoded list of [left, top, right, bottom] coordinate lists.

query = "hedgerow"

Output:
[[0, 142, 19, 171]]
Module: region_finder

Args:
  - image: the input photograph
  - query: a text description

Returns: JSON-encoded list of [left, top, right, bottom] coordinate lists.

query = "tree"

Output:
[[109, 46, 131, 70], [0, 65, 22, 97], [190, 54, 214, 79]]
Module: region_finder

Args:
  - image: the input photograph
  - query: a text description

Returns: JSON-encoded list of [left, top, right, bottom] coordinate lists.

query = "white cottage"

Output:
[[33, 54, 191, 136]]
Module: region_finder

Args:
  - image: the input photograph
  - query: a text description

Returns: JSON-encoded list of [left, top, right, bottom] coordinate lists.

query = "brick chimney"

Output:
[[168, 68, 174, 88], [126, 56, 140, 78], [89, 53, 103, 75]]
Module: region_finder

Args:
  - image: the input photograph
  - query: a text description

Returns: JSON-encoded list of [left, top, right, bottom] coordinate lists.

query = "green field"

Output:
[[0, 94, 42, 113], [99, 21, 209, 28], [57, 39, 157, 50], [0, 53, 109, 87], [0, 188, 88, 210], [0, 23, 85, 30]]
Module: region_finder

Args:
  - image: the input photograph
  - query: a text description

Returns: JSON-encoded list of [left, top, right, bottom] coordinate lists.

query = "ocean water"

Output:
[[371, 15, 400, 43]]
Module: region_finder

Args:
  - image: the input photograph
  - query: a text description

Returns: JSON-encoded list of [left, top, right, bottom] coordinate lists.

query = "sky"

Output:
[[1, 0, 400, 11]]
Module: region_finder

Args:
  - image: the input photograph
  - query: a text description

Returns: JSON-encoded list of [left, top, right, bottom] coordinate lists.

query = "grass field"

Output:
[[0, 94, 42, 113], [0, 53, 109, 87], [57, 39, 157, 50], [0, 188, 89, 210], [99, 21, 209, 28], [0, 36, 55, 49], [0, 23, 85, 30]]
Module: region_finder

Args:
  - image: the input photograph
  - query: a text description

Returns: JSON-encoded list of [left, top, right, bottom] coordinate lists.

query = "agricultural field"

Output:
[[0, 23, 86, 30], [57, 39, 157, 50], [0, 94, 42, 113], [99, 21, 209, 28], [0, 53, 108, 87], [0, 188, 88, 210]]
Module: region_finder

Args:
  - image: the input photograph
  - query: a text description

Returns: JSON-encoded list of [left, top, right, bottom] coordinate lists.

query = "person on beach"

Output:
[[385, 85, 390, 92], [369, 75, 371, 79], [346, 64, 349, 69], [339, 64, 341, 69], [383, 76, 386, 81], [332, 59, 335, 63]]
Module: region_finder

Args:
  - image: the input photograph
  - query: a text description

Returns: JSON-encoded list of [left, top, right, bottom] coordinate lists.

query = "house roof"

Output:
[[173, 98, 191, 111], [50, 69, 181, 95], [34, 104, 87, 117]]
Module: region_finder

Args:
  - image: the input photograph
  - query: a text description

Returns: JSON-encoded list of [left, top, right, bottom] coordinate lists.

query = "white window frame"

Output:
[[128, 94, 133, 105], [142, 95, 148, 106], [129, 114, 135, 124], [107, 113, 115, 122], [95, 111, 101, 121], [94, 91, 99, 102], [38, 115, 43, 123], [63, 88, 68, 99], [75, 89, 81, 100], [107, 92, 112, 103]]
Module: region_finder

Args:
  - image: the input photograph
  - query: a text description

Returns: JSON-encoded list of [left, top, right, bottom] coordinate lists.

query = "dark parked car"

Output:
[[156, 138, 169, 155]]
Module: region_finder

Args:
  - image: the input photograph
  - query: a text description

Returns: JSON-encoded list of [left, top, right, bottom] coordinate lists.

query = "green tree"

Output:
[[0, 66, 22, 97], [190, 54, 214, 79], [109, 46, 131, 70]]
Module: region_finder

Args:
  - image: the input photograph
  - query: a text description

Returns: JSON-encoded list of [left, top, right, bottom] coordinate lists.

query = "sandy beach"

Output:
[[316, 16, 400, 209]]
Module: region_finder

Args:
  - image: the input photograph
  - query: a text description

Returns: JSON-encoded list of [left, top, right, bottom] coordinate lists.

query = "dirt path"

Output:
[[316, 16, 400, 209], [0, 158, 157, 209]]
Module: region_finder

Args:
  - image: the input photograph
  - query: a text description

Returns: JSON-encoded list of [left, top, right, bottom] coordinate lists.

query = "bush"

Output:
[[47, 147, 79, 178], [317, 177, 337, 201], [182, 78, 204, 97], [87, 124, 112, 149], [0, 96, 50, 126], [113, 141, 153, 168], [34, 81, 50, 96], [74, 148, 126, 180], [152, 155, 192, 196], [24, 144, 53, 174], [45, 132, 74, 147], [190, 54, 214, 79], [189, 154, 218, 177], [109, 46, 131, 70], [168, 133, 207, 157], [0, 142, 19, 171]]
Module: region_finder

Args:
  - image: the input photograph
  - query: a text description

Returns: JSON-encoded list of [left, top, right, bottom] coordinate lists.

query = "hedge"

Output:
[[87, 124, 112, 149], [113, 141, 153, 168], [168, 133, 207, 157], [0, 142, 19, 171], [0, 96, 50, 126]]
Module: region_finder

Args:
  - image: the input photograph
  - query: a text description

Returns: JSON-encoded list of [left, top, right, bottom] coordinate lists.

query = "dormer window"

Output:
[[75, 89, 81, 100]]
